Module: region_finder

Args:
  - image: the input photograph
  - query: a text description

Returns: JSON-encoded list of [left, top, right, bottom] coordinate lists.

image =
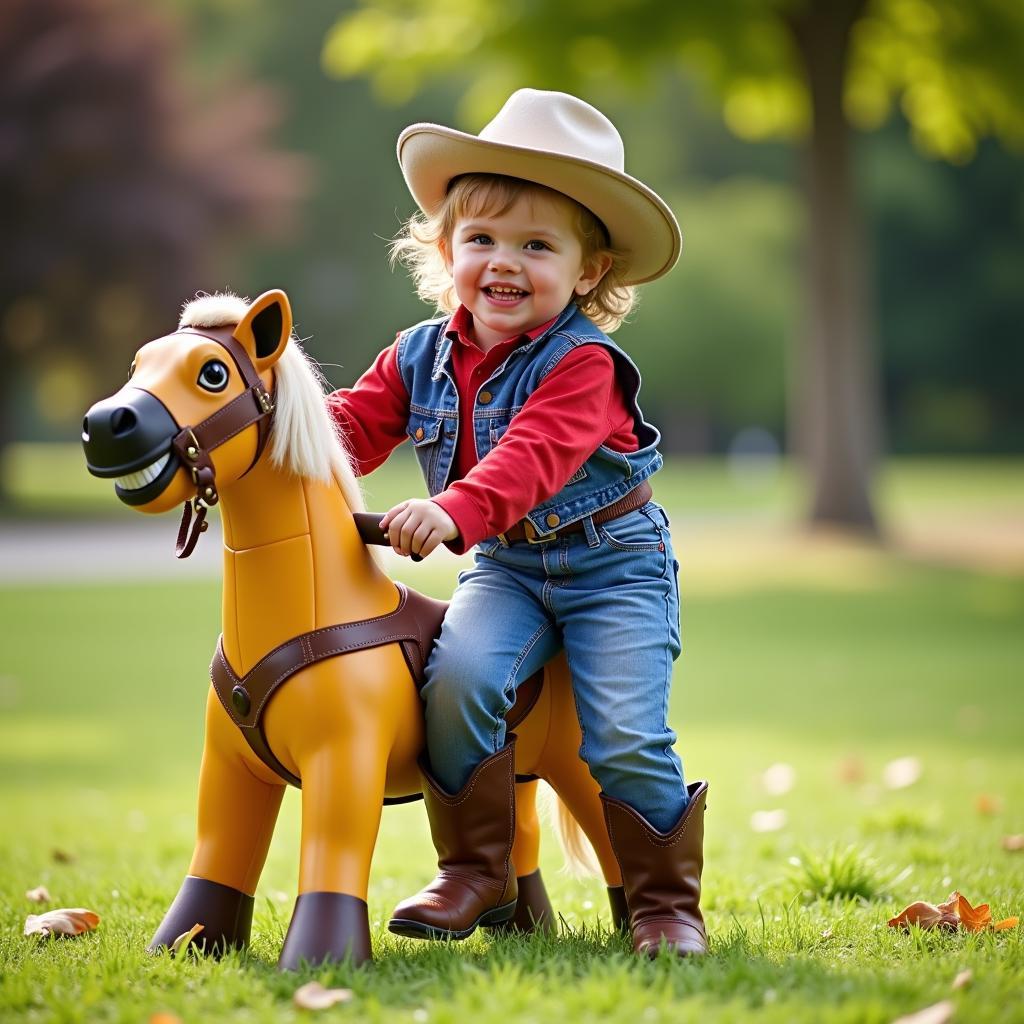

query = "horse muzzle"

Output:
[[82, 388, 182, 507]]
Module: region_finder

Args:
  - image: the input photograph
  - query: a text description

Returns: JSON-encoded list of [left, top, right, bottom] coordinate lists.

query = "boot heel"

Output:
[[478, 899, 518, 929]]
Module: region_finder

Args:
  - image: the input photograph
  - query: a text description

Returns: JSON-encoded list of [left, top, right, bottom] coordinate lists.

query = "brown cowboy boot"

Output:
[[388, 740, 518, 940], [601, 780, 709, 957]]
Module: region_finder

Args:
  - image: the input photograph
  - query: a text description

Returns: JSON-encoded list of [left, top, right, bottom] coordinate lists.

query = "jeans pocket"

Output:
[[598, 507, 664, 552]]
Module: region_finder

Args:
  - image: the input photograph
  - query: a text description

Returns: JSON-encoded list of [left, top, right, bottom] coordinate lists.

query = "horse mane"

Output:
[[179, 293, 365, 515]]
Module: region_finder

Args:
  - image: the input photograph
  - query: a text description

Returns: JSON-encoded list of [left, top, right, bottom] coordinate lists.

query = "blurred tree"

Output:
[[0, 0, 308, 503], [322, 0, 1024, 533]]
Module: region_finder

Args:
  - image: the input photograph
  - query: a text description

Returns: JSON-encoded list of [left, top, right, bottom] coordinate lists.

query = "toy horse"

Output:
[[81, 289, 626, 969]]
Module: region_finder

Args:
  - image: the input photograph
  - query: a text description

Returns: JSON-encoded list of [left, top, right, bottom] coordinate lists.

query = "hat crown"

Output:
[[478, 89, 625, 173]]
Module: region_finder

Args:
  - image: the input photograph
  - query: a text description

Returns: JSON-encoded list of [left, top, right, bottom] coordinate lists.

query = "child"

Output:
[[328, 88, 707, 958]]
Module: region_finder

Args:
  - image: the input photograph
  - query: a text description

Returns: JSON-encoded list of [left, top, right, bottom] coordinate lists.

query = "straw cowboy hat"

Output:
[[397, 88, 682, 285]]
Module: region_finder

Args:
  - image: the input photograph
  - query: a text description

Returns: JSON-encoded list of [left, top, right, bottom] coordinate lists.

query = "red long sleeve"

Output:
[[325, 317, 638, 553]]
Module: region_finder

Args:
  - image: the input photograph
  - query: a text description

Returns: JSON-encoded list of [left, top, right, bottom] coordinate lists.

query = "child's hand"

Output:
[[380, 499, 459, 558]]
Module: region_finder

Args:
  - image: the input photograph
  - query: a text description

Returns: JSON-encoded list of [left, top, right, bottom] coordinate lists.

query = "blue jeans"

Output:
[[421, 501, 687, 832]]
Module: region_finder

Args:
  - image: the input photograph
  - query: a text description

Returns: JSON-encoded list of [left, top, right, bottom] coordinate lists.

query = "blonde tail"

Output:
[[541, 783, 602, 878]]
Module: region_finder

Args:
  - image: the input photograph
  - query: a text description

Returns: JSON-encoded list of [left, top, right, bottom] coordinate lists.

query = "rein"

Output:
[[171, 327, 275, 558]]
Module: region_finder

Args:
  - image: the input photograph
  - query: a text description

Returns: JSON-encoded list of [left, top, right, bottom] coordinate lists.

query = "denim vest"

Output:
[[395, 301, 663, 539]]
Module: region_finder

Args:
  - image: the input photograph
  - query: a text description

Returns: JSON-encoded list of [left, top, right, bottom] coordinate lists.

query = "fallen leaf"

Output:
[[837, 754, 865, 785], [887, 901, 958, 931], [750, 809, 787, 833], [883, 756, 922, 790], [954, 892, 991, 932], [761, 763, 796, 796], [951, 969, 972, 990], [25, 886, 51, 903], [890, 1000, 954, 1024], [1002, 835, 1024, 852], [993, 917, 1019, 930], [149, 1015, 183, 1024], [293, 981, 354, 1010], [50, 849, 75, 865], [170, 923, 204, 955], [24, 907, 100, 938], [975, 794, 1002, 816]]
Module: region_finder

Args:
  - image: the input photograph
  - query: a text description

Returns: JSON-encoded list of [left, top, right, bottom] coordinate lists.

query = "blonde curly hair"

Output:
[[391, 174, 636, 332]]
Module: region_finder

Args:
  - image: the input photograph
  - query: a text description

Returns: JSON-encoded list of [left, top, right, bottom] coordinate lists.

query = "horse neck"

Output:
[[217, 453, 398, 674]]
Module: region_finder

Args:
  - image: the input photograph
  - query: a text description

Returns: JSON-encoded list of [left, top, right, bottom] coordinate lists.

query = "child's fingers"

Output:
[[379, 500, 410, 531]]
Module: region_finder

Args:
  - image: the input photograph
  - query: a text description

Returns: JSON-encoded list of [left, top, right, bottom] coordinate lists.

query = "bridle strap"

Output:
[[170, 327, 276, 559]]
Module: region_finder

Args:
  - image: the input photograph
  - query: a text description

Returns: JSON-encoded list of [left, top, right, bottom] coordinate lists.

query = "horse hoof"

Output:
[[278, 891, 372, 970], [147, 875, 254, 956]]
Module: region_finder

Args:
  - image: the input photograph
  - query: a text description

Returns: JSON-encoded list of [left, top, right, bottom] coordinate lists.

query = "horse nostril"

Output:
[[110, 407, 137, 436], [81, 416, 90, 443]]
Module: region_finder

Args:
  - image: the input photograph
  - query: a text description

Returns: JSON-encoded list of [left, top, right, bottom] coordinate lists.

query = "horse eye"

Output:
[[198, 359, 229, 392], [128, 360, 136, 379]]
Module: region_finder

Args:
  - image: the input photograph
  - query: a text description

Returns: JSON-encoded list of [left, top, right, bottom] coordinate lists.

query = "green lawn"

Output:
[[1, 458, 1023, 1022]]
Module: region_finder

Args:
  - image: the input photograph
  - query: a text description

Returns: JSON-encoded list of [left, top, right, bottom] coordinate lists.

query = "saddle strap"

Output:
[[209, 583, 448, 788]]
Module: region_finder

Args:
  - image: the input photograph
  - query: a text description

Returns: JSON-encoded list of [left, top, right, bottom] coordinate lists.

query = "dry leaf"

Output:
[[887, 901, 958, 931], [149, 1015, 184, 1024], [838, 754, 865, 785], [293, 981, 354, 1010], [953, 892, 991, 932], [761, 763, 796, 796], [883, 756, 922, 790], [24, 907, 100, 937], [50, 849, 75, 864], [750, 809, 787, 833], [25, 886, 51, 903], [951, 969, 973, 990], [891, 1000, 954, 1024], [1002, 835, 1024, 852], [170, 923, 204, 955], [994, 916, 1019, 930], [974, 794, 1002, 816]]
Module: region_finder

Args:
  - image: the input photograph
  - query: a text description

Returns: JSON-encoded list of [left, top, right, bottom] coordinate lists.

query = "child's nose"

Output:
[[488, 248, 521, 272]]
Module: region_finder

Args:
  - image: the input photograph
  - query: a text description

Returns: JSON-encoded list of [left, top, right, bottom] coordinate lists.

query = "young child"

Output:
[[328, 88, 707, 958]]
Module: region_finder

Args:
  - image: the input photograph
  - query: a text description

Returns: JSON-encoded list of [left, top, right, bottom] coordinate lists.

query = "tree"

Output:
[[0, 0, 308, 501], [321, 0, 1024, 532]]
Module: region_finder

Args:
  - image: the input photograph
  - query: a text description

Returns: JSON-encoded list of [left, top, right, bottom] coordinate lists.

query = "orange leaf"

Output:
[[975, 794, 1002, 815], [994, 917, 1019, 930], [1002, 834, 1024, 852], [149, 1015, 184, 1024], [887, 901, 958, 931], [955, 893, 992, 932], [24, 907, 100, 937], [25, 886, 51, 904]]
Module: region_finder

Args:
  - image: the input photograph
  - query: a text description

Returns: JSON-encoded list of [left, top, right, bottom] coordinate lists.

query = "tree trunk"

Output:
[[787, 0, 881, 533]]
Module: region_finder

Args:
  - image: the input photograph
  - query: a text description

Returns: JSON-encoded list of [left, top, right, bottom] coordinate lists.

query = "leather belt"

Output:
[[497, 480, 653, 546]]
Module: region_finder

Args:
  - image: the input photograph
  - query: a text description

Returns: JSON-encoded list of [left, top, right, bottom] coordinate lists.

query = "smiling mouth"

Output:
[[483, 286, 529, 303], [115, 452, 173, 492]]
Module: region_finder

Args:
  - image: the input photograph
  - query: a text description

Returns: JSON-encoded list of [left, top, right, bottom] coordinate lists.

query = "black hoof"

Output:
[[147, 876, 254, 956], [278, 892, 372, 970], [607, 884, 629, 933], [487, 869, 556, 935]]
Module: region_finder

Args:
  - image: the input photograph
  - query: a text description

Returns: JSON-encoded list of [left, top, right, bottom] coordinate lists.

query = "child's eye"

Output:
[[525, 240, 551, 252], [469, 234, 492, 245]]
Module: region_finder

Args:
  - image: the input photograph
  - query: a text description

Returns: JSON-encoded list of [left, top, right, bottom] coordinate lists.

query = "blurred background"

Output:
[[1, 0, 1022, 546]]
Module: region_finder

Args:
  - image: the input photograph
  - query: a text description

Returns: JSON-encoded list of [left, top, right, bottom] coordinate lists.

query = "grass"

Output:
[[1, 458, 1023, 1022]]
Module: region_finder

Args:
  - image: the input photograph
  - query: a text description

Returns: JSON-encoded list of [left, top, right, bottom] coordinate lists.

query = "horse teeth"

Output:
[[115, 452, 170, 491]]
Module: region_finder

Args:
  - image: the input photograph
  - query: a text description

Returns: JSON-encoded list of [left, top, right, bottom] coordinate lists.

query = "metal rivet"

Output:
[[204, 487, 214, 499], [187, 446, 198, 459], [546, 513, 560, 529], [231, 685, 250, 716], [415, 427, 424, 440], [478, 391, 493, 404]]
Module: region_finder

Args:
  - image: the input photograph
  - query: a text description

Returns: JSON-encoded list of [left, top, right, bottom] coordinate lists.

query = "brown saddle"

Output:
[[209, 515, 543, 796]]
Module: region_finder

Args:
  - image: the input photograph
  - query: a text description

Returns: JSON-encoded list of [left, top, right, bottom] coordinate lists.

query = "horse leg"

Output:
[[536, 655, 628, 931], [149, 690, 285, 955], [490, 779, 556, 935], [276, 655, 405, 970]]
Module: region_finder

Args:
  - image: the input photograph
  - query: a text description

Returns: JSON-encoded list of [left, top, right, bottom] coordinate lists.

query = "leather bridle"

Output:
[[168, 327, 276, 558]]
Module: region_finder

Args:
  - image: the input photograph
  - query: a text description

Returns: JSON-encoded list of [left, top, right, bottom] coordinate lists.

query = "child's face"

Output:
[[443, 190, 611, 350]]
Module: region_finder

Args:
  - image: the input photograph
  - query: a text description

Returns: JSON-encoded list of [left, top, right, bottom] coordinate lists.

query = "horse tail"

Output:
[[543, 785, 602, 878]]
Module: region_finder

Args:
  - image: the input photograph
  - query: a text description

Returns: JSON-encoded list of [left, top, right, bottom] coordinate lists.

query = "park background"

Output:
[[1, 1, 1022, 1022]]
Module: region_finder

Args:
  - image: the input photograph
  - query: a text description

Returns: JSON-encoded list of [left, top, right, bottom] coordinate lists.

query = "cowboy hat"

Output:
[[397, 89, 681, 285]]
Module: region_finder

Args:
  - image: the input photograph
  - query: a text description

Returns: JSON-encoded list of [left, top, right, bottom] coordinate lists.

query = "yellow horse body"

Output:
[[82, 290, 622, 968]]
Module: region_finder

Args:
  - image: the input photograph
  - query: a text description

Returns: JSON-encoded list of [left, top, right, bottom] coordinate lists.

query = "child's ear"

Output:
[[574, 252, 614, 297], [439, 237, 453, 273], [233, 289, 292, 371]]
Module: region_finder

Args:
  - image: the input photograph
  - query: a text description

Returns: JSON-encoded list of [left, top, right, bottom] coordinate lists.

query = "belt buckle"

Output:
[[525, 521, 557, 545]]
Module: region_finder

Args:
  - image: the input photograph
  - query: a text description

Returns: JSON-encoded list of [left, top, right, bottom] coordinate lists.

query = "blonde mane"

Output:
[[179, 293, 365, 514]]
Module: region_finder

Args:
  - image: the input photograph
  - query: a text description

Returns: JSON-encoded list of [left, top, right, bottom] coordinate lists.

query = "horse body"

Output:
[[82, 289, 621, 968]]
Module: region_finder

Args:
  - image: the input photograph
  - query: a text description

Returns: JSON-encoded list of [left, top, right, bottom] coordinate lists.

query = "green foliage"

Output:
[[786, 844, 905, 904]]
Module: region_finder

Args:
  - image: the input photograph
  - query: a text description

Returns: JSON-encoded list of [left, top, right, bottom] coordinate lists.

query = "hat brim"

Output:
[[398, 124, 681, 285]]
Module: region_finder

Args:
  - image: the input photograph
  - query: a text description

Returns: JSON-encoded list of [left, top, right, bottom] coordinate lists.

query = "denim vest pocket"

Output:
[[566, 465, 588, 485], [407, 412, 443, 487]]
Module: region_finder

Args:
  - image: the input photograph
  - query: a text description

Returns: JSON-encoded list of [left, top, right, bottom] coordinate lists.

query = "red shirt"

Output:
[[327, 306, 638, 552]]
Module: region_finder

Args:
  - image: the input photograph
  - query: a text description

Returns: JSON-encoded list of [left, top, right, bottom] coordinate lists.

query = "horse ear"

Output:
[[233, 289, 292, 369]]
